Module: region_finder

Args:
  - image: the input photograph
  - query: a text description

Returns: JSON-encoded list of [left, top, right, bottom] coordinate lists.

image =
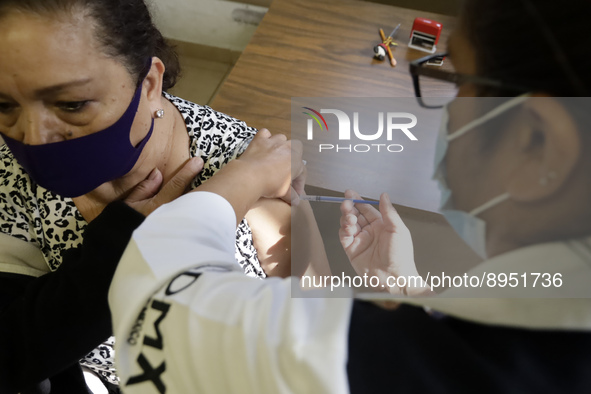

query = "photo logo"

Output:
[[305, 108, 418, 153], [302, 107, 329, 134]]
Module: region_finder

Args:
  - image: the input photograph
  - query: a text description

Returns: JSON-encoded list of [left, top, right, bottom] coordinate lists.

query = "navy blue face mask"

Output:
[[2, 72, 154, 198]]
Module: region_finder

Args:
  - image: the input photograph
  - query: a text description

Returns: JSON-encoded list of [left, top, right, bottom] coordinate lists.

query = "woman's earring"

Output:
[[155, 109, 165, 119]]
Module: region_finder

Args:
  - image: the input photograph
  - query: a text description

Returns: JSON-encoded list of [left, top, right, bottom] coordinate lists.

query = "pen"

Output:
[[388, 23, 401, 39], [300, 195, 380, 205], [377, 24, 400, 67], [387, 23, 401, 67]]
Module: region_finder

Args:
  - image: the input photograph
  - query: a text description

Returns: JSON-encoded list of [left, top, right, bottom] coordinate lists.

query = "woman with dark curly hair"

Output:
[[0, 0, 296, 392]]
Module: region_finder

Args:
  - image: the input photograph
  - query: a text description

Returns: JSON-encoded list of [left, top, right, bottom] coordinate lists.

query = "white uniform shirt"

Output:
[[109, 192, 352, 394]]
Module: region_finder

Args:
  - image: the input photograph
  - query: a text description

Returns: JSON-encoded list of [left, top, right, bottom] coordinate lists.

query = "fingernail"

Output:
[[191, 157, 204, 169], [148, 168, 159, 180]]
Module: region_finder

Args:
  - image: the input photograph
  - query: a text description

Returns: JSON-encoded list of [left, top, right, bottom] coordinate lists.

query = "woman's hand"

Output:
[[285, 158, 307, 206], [237, 129, 302, 200], [339, 190, 431, 296], [193, 130, 301, 225], [124, 157, 204, 216]]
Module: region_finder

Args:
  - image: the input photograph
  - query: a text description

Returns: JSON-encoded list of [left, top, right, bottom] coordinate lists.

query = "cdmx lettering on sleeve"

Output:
[[123, 266, 226, 393]]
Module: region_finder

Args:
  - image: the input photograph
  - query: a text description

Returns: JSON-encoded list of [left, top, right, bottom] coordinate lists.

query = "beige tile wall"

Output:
[[167, 40, 240, 106], [168, 56, 232, 106]]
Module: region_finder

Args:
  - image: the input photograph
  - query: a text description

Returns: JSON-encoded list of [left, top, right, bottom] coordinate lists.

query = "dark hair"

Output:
[[461, 0, 590, 97], [460, 0, 591, 154], [0, 0, 181, 90]]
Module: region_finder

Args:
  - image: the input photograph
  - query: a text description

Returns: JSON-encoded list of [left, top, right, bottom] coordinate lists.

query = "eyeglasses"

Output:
[[409, 53, 530, 108]]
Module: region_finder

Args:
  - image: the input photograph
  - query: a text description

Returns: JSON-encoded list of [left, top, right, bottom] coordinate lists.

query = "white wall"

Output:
[[149, 0, 267, 51]]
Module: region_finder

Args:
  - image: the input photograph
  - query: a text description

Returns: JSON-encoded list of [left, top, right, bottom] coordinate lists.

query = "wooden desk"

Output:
[[211, 0, 480, 275], [211, 0, 457, 138], [211, 0, 457, 213]]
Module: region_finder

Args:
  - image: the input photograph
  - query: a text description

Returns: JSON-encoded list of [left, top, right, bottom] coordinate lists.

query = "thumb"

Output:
[[380, 193, 406, 232], [255, 128, 272, 140], [292, 164, 307, 196], [126, 168, 163, 203], [347, 189, 381, 223], [290, 187, 300, 206]]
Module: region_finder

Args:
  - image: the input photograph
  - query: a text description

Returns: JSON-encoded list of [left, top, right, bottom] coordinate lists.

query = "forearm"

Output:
[[0, 201, 144, 391], [196, 160, 264, 225]]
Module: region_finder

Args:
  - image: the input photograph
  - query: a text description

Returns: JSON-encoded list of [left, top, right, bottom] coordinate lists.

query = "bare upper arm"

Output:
[[245, 198, 292, 278]]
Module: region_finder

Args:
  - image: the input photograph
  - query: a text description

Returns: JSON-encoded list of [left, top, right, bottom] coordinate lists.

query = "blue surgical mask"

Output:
[[433, 95, 529, 259], [2, 75, 153, 198]]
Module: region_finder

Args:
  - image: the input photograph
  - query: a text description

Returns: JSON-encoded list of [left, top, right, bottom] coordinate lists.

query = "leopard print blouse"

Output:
[[0, 92, 264, 387], [0, 92, 263, 277]]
